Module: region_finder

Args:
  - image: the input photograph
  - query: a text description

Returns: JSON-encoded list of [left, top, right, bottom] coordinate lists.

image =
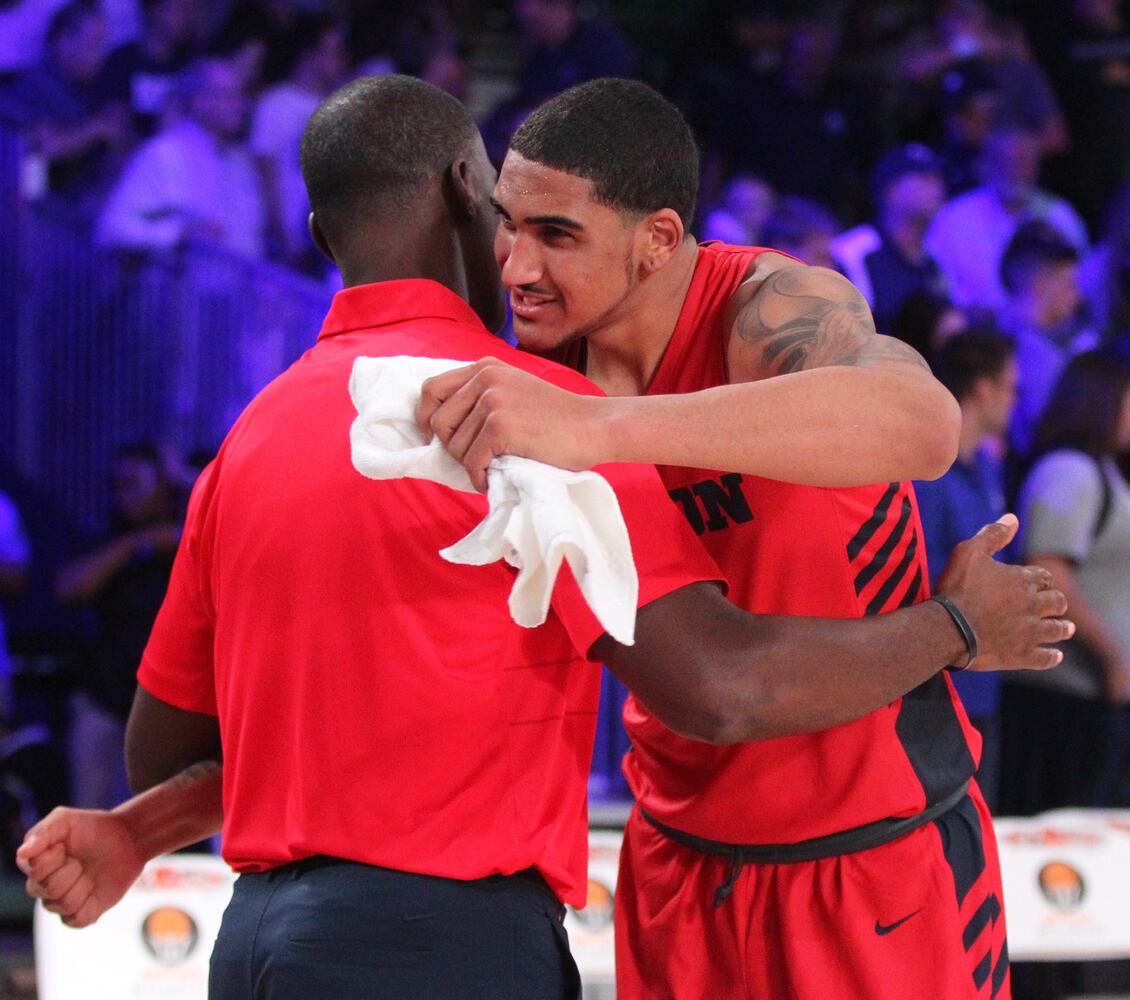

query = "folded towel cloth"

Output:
[[349, 355, 638, 645]]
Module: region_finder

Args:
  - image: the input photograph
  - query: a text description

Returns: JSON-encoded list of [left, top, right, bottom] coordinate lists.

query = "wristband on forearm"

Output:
[[929, 594, 978, 671]]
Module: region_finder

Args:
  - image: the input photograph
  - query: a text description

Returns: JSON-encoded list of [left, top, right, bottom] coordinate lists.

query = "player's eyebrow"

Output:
[[490, 196, 583, 231]]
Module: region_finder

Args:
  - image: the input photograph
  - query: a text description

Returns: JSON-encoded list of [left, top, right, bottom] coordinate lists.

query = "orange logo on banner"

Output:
[[1038, 861, 1086, 910], [570, 879, 614, 928], [141, 907, 199, 965]]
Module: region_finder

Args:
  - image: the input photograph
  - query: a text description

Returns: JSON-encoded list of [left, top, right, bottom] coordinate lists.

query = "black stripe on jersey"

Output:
[[933, 795, 986, 907], [865, 532, 920, 616], [991, 940, 1009, 997], [900, 682, 977, 834], [854, 496, 912, 596], [973, 950, 992, 991], [896, 566, 924, 609], [962, 893, 1002, 951], [846, 482, 900, 561]]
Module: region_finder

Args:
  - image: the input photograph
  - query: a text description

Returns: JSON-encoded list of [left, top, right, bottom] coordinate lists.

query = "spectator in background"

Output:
[[55, 443, 183, 810], [706, 18, 876, 219], [97, 56, 265, 259], [915, 328, 1018, 809], [512, 0, 639, 102], [935, 59, 1002, 196], [897, 2, 1067, 158], [998, 221, 1097, 456], [890, 290, 976, 357], [760, 194, 839, 270], [0, 0, 68, 76], [1001, 345, 1130, 814], [0, 2, 130, 208], [1079, 180, 1130, 340], [92, 0, 202, 137], [249, 15, 348, 272], [831, 143, 949, 333], [700, 173, 775, 245], [926, 120, 1089, 312], [0, 492, 30, 720]]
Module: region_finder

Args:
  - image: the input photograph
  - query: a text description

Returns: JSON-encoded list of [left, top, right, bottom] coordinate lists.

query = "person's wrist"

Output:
[[929, 594, 978, 671]]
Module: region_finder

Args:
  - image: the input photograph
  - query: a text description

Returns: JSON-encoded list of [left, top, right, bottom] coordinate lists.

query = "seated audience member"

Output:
[[915, 328, 1019, 808], [897, 2, 1067, 159], [934, 59, 1002, 197], [96, 56, 265, 259], [0, 3, 129, 207], [1079, 180, 1130, 341], [700, 174, 775, 246], [1001, 346, 1130, 815], [760, 194, 840, 270], [93, 0, 203, 137], [890, 291, 978, 358], [249, 15, 349, 271], [831, 143, 949, 333], [512, 0, 639, 102], [56, 444, 184, 810], [998, 221, 1097, 456], [706, 18, 875, 218], [926, 120, 1089, 312]]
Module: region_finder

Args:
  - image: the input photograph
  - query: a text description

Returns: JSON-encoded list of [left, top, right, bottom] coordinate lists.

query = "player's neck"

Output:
[[584, 240, 699, 397]]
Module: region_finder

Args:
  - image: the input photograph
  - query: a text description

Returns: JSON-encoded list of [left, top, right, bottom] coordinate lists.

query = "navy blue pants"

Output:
[[208, 858, 582, 1000]]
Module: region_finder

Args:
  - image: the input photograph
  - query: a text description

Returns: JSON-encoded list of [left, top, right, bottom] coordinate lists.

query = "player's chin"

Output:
[[511, 316, 570, 354]]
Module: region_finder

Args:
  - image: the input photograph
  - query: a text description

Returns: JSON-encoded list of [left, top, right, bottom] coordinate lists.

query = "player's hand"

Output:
[[935, 513, 1073, 672], [416, 358, 608, 492], [16, 806, 146, 928]]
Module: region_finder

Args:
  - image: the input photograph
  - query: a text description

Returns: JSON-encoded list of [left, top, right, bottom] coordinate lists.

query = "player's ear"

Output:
[[639, 208, 684, 274]]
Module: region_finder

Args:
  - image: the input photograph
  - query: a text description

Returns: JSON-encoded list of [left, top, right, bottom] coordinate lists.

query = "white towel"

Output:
[[349, 355, 638, 645]]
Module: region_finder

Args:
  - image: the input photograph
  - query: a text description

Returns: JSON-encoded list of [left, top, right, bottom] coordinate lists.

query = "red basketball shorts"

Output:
[[615, 784, 1009, 1000]]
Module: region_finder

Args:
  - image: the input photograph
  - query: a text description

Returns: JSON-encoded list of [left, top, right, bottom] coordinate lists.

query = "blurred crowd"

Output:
[[1, 0, 1130, 864]]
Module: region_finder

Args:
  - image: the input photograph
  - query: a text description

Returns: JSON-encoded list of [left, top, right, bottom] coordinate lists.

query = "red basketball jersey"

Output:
[[623, 242, 982, 844]]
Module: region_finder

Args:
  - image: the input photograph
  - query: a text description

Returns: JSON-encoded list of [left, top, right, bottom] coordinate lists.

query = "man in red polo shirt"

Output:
[[19, 76, 1069, 999]]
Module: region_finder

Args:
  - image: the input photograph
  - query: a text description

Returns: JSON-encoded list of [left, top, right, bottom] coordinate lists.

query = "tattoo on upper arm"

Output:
[[168, 759, 221, 789], [732, 268, 929, 376]]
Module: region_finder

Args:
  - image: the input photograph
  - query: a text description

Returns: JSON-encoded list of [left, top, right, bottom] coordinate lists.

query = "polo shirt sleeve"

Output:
[[136, 464, 218, 716], [549, 458, 725, 658], [1019, 450, 1103, 565]]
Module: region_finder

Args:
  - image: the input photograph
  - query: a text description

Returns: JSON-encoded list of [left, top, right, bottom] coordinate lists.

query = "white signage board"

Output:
[[995, 811, 1130, 961], [36, 853, 234, 1000]]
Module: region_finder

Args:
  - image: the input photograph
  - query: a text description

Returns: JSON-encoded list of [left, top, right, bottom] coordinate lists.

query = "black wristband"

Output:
[[930, 594, 978, 671]]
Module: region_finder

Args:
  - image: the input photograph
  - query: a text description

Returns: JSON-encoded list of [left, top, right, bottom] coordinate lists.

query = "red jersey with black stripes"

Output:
[[622, 242, 982, 844]]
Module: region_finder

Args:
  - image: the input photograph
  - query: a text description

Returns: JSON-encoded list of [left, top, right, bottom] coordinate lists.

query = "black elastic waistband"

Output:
[[642, 780, 970, 867], [264, 857, 556, 904]]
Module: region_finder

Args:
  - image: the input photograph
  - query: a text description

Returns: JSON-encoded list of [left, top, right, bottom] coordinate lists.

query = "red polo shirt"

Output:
[[138, 279, 721, 906]]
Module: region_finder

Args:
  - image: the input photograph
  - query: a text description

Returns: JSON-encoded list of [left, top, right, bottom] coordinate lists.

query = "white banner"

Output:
[[35, 854, 235, 1000], [996, 810, 1130, 961]]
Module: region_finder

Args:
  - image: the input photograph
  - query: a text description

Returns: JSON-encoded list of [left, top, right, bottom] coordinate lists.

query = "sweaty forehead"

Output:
[[495, 152, 600, 212]]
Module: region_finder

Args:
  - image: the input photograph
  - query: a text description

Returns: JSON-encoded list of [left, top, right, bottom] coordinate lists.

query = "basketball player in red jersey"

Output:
[[420, 80, 1018, 999]]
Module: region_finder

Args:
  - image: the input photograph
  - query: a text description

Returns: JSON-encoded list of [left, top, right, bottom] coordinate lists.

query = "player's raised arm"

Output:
[[417, 262, 959, 491]]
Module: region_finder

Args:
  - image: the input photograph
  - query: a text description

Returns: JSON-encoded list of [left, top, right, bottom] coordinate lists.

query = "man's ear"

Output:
[[639, 208, 685, 274], [308, 212, 335, 263], [445, 157, 478, 224]]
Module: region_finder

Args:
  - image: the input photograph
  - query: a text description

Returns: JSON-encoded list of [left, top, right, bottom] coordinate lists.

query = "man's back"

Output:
[[138, 277, 717, 906]]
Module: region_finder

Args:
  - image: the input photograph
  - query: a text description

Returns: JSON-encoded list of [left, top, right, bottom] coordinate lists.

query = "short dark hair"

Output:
[[760, 195, 838, 254], [929, 326, 1015, 400], [1034, 344, 1130, 458], [300, 75, 477, 240], [509, 78, 699, 227], [999, 220, 1078, 294]]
